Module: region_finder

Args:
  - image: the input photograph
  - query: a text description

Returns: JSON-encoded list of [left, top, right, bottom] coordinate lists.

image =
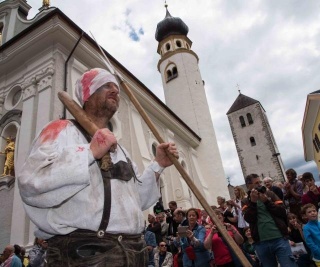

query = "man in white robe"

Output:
[[18, 68, 178, 267]]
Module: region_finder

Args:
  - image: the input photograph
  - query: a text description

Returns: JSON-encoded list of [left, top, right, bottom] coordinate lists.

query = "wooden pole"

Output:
[[119, 80, 252, 266]]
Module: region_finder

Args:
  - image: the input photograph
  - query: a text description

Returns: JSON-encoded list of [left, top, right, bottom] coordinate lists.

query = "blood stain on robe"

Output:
[[40, 120, 70, 143], [76, 146, 85, 152]]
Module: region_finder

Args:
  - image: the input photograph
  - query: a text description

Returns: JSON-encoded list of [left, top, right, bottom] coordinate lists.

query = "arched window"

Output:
[[165, 64, 178, 82], [176, 40, 182, 48], [239, 116, 246, 127], [247, 113, 253, 124], [250, 137, 256, 146], [172, 67, 178, 78], [166, 69, 172, 81], [166, 43, 171, 51]]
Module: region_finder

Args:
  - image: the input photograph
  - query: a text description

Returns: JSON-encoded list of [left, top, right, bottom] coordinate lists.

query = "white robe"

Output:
[[18, 120, 161, 239]]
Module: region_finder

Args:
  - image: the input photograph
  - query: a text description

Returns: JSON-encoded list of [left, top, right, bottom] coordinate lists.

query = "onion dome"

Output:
[[155, 6, 189, 42]]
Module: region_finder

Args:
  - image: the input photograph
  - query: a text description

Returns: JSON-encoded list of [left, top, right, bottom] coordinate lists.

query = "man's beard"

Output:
[[93, 100, 118, 118]]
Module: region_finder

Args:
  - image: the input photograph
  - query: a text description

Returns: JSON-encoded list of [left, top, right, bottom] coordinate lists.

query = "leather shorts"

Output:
[[46, 230, 148, 267]]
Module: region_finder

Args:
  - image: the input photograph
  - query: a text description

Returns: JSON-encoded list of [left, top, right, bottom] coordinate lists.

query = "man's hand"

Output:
[[250, 189, 259, 203], [155, 142, 179, 167], [259, 193, 268, 203], [90, 128, 117, 159]]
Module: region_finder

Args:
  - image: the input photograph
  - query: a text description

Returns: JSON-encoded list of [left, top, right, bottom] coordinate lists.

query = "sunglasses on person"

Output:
[[159, 244, 167, 247]]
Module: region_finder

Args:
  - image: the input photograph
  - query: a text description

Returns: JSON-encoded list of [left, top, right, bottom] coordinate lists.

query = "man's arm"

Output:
[[18, 120, 94, 208], [243, 193, 258, 224]]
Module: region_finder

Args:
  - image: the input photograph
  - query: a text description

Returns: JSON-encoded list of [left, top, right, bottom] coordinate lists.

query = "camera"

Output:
[[177, 226, 188, 237], [256, 186, 266, 193]]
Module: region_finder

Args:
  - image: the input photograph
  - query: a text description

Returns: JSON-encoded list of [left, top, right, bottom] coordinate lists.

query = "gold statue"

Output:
[[43, 0, 50, 7], [1, 137, 15, 176]]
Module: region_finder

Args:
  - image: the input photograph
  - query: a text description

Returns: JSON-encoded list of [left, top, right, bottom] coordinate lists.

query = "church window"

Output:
[[172, 67, 178, 78], [166, 43, 171, 51], [186, 43, 189, 49], [12, 89, 21, 106], [166, 69, 172, 81], [313, 139, 319, 153], [247, 113, 253, 124], [239, 116, 246, 127], [318, 123, 320, 131], [176, 40, 182, 48], [166, 64, 178, 82], [250, 137, 256, 146]]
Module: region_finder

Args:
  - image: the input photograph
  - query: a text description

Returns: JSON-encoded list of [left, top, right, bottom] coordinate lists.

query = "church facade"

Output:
[[0, 0, 228, 248]]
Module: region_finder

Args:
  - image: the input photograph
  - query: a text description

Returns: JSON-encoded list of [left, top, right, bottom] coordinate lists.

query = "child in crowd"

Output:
[[302, 203, 320, 266]]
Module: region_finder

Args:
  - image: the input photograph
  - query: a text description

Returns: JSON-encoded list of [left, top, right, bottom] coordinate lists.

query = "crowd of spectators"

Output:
[[1, 168, 320, 267], [0, 238, 47, 267], [144, 169, 320, 267]]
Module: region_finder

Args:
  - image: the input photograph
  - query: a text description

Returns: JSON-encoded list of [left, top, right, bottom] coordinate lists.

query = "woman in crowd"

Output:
[[233, 186, 248, 236], [287, 212, 313, 267], [224, 200, 238, 226], [217, 196, 226, 212], [204, 209, 244, 267], [174, 208, 211, 267]]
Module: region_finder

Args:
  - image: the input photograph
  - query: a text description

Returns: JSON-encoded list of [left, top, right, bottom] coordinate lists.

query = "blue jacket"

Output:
[[303, 220, 320, 260], [174, 223, 210, 267]]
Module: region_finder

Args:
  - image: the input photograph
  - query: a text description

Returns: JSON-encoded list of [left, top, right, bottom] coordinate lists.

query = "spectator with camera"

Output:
[[165, 202, 181, 256], [166, 201, 179, 237], [174, 208, 211, 267], [243, 173, 296, 266]]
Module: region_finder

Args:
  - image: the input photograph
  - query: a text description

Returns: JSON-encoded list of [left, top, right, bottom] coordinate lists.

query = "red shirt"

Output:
[[206, 230, 234, 265], [301, 186, 320, 207]]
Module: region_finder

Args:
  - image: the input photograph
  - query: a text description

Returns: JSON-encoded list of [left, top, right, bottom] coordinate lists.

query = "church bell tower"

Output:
[[155, 5, 228, 203]]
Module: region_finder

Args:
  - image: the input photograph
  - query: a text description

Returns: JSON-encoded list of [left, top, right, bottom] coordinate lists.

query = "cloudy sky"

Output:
[[25, 0, 320, 185]]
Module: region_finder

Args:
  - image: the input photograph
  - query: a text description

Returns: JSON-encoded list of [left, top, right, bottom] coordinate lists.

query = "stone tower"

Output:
[[227, 93, 285, 182], [155, 6, 228, 202]]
